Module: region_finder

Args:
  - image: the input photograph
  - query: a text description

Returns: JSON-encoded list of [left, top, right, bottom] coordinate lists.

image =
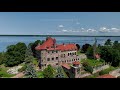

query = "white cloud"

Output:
[[110, 28, 120, 32], [99, 27, 120, 33], [99, 27, 110, 32], [58, 25, 64, 28], [62, 29, 68, 32], [87, 29, 97, 32]]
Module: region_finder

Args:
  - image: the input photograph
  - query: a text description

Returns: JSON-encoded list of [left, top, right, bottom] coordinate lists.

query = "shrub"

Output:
[[82, 62, 89, 67], [84, 66, 93, 74], [18, 65, 27, 72], [99, 70, 108, 75], [100, 59, 105, 62]]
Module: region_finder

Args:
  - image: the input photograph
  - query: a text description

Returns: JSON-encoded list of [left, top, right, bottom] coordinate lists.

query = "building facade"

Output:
[[35, 36, 80, 69]]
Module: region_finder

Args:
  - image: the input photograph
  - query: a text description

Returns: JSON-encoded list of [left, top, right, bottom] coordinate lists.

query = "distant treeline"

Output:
[[0, 35, 120, 37]]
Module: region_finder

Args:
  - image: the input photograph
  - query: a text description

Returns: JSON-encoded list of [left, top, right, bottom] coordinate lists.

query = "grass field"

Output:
[[0, 65, 15, 78], [81, 59, 103, 66]]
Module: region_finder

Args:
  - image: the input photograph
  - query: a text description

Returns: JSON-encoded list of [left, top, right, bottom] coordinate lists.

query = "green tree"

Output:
[[4, 42, 27, 67], [86, 46, 94, 58], [43, 65, 55, 78], [31, 40, 42, 57], [25, 44, 34, 64], [0, 52, 6, 65], [55, 67, 67, 78], [24, 63, 37, 78], [81, 43, 91, 53], [104, 39, 112, 46], [99, 46, 120, 67], [86, 46, 100, 59]]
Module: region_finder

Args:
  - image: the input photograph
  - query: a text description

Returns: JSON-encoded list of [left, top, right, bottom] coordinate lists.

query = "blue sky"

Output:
[[0, 12, 120, 35]]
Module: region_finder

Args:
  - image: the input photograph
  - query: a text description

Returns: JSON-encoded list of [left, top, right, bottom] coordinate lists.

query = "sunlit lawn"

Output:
[[0, 64, 15, 78], [81, 59, 103, 66]]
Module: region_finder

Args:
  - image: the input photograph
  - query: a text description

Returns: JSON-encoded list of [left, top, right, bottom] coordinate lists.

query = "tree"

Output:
[[55, 67, 66, 78], [99, 46, 120, 67], [86, 45, 100, 59], [24, 63, 37, 78], [43, 65, 55, 78], [113, 41, 120, 50], [0, 52, 6, 65], [84, 66, 93, 74], [81, 44, 91, 53], [104, 39, 112, 46], [4, 42, 27, 67], [76, 44, 80, 50], [31, 40, 42, 57], [86, 46, 94, 58], [25, 44, 34, 64]]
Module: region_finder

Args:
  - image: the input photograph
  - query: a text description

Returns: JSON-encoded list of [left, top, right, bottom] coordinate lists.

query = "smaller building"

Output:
[[62, 61, 81, 78], [95, 54, 100, 60], [97, 74, 116, 78]]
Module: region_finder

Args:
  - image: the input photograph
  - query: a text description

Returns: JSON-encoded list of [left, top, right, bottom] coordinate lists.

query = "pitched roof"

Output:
[[73, 61, 80, 65], [57, 44, 77, 51], [97, 74, 116, 78], [35, 37, 77, 51], [61, 63, 71, 69], [35, 37, 55, 50]]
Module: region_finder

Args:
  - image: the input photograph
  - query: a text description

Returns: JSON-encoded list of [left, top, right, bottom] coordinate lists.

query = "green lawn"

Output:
[[36, 71, 44, 78], [81, 59, 103, 67], [99, 66, 118, 75], [0, 65, 15, 78], [77, 50, 81, 55]]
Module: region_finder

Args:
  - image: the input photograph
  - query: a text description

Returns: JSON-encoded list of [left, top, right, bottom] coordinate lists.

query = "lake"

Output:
[[0, 35, 120, 52]]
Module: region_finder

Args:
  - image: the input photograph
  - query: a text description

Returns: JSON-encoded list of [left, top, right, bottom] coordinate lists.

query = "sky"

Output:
[[0, 12, 120, 36]]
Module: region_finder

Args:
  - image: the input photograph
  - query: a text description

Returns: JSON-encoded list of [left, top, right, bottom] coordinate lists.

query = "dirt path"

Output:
[[109, 68, 120, 78], [11, 72, 24, 78]]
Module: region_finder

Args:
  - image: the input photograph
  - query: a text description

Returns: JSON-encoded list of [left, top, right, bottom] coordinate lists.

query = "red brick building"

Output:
[[35, 36, 80, 69]]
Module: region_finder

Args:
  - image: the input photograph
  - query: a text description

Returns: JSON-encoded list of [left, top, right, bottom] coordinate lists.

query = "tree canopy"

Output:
[[4, 42, 27, 67], [43, 65, 55, 78]]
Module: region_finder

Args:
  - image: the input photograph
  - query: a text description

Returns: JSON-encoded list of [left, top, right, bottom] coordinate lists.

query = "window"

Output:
[[47, 58, 50, 61], [78, 58, 79, 60], [68, 53, 69, 56], [64, 54, 65, 57], [56, 57, 58, 60], [56, 63, 58, 65], [56, 51, 58, 53], [52, 51, 54, 53], [74, 59, 75, 61], [48, 51, 49, 53], [75, 52, 76, 55], [52, 58, 54, 60]]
